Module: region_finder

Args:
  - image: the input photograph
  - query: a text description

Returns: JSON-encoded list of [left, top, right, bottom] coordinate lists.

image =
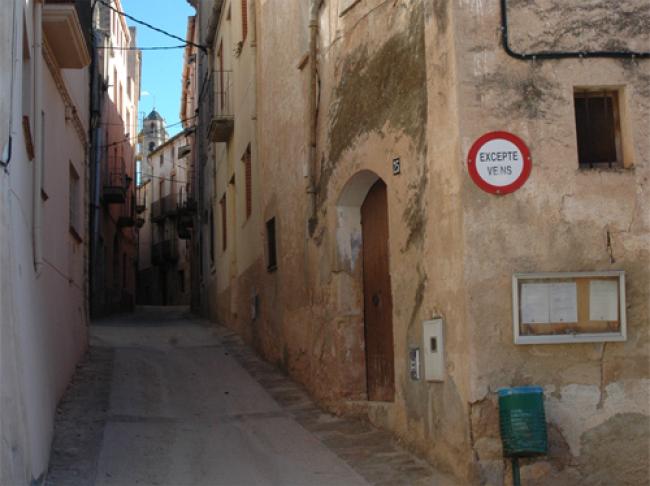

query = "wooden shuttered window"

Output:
[[241, 0, 248, 41], [266, 218, 277, 272], [242, 145, 252, 219], [574, 90, 622, 168], [220, 195, 227, 251]]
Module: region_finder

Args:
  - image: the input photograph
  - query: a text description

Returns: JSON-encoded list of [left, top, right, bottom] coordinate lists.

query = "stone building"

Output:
[[137, 121, 194, 306], [135, 109, 166, 304], [0, 0, 91, 483], [180, 14, 201, 312], [189, 0, 649, 484], [89, 0, 141, 316]]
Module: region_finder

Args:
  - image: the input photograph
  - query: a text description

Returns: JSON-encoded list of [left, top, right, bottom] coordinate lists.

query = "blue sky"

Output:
[[121, 0, 195, 136]]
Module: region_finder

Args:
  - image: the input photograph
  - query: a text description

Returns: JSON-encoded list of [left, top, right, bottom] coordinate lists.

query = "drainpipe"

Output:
[[0, 0, 18, 170], [33, 0, 43, 274], [306, 0, 320, 231]]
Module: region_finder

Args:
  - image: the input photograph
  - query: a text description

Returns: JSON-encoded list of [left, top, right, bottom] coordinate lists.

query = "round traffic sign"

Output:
[[467, 131, 532, 195]]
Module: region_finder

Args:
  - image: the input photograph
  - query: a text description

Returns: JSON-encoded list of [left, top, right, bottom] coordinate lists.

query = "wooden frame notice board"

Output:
[[513, 271, 626, 344]]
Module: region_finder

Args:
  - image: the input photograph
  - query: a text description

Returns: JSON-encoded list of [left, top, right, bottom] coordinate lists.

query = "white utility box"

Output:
[[422, 318, 444, 381]]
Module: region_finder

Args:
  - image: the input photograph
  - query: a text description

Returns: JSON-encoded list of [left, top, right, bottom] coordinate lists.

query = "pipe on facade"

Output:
[[500, 0, 650, 60], [306, 0, 320, 231], [0, 0, 18, 170], [33, 0, 43, 274]]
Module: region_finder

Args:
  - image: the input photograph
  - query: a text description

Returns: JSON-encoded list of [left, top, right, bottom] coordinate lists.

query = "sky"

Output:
[[121, 0, 195, 136]]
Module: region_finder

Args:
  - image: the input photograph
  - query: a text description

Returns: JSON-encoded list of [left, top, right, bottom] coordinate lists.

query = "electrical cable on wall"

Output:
[[98, 0, 207, 54], [500, 0, 650, 60], [96, 45, 186, 51], [99, 117, 197, 149]]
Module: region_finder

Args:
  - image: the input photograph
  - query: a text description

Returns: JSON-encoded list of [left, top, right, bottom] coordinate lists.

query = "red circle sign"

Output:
[[467, 131, 532, 195]]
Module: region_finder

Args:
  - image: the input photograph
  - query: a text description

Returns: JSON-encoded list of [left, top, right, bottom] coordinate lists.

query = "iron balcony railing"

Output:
[[103, 156, 131, 204], [208, 70, 234, 142], [151, 193, 177, 222], [117, 191, 135, 228], [136, 184, 147, 213], [176, 184, 196, 240], [152, 238, 178, 264]]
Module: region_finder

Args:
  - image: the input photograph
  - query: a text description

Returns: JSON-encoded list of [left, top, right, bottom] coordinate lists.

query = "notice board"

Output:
[[512, 271, 626, 344]]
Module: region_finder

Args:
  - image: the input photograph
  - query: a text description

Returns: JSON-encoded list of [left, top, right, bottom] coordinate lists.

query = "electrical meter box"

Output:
[[422, 319, 444, 381]]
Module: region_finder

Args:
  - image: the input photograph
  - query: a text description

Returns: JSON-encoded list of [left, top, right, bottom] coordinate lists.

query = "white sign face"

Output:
[[589, 280, 619, 321], [475, 139, 524, 187]]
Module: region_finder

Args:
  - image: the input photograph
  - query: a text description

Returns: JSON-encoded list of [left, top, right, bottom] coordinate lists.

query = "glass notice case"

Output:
[[512, 271, 626, 344]]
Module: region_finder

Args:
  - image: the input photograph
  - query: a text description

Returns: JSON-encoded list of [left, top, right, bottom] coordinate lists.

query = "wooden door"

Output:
[[361, 180, 395, 402]]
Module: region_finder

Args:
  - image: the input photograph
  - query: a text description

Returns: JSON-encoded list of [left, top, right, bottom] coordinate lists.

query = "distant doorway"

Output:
[[160, 269, 167, 305], [361, 180, 395, 402]]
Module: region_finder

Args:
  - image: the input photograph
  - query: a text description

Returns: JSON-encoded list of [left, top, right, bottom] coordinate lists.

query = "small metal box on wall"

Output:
[[422, 319, 445, 381], [512, 271, 626, 344]]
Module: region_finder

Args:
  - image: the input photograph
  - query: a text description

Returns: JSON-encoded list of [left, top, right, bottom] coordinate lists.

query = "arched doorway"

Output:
[[361, 180, 394, 401], [336, 172, 395, 402]]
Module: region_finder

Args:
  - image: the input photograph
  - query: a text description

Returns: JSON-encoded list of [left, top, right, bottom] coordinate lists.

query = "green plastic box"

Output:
[[498, 386, 548, 457]]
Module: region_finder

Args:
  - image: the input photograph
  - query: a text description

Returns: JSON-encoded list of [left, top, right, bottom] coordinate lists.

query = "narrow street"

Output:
[[45, 307, 455, 486]]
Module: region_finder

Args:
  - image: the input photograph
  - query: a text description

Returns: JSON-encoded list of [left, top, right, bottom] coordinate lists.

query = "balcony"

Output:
[[103, 156, 131, 205], [152, 239, 178, 265], [136, 185, 147, 213], [151, 193, 177, 222], [117, 193, 135, 228], [208, 71, 234, 143], [176, 186, 196, 240], [152, 242, 163, 265]]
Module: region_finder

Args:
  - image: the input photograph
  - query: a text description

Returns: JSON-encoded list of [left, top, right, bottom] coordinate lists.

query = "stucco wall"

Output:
[[206, 0, 649, 483], [453, 1, 650, 483], [252, 0, 476, 479], [0, 1, 89, 483]]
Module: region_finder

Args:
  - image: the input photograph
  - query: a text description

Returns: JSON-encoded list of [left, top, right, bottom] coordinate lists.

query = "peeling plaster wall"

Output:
[[252, 0, 475, 480], [454, 0, 650, 484], [213, 0, 649, 484]]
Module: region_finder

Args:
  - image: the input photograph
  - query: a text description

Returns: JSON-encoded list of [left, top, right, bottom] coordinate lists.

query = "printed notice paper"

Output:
[[589, 280, 618, 321], [521, 282, 578, 324], [521, 283, 550, 324], [549, 283, 578, 323]]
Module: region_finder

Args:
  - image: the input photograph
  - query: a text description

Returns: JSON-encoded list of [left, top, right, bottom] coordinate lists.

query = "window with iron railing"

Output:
[[103, 155, 126, 188], [574, 89, 624, 169], [213, 70, 233, 118]]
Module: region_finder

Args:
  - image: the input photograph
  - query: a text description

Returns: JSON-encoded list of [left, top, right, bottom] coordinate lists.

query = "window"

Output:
[[122, 253, 127, 288], [119, 83, 123, 116], [125, 109, 130, 135], [242, 145, 252, 219], [22, 18, 34, 159], [41, 110, 47, 198], [220, 195, 227, 251], [159, 154, 163, 166], [217, 42, 224, 111], [127, 76, 132, 99], [69, 163, 81, 240], [113, 68, 117, 102], [574, 89, 623, 168], [266, 217, 277, 271], [149, 141, 155, 152], [209, 209, 215, 264], [159, 179, 165, 199], [179, 270, 185, 293], [241, 0, 248, 41]]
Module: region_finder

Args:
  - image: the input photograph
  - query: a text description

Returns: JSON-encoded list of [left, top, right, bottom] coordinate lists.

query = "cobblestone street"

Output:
[[46, 307, 456, 486]]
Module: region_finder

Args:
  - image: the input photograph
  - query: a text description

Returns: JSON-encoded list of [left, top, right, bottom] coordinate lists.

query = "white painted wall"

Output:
[[0, 1, 89, 483]]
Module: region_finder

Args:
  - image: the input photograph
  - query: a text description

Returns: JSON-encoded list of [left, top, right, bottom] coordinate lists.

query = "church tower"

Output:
[[139, 109, 167, 182]]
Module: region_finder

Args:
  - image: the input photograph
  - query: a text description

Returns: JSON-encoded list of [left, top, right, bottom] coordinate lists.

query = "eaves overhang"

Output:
[[43, 4, 90, 69]]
